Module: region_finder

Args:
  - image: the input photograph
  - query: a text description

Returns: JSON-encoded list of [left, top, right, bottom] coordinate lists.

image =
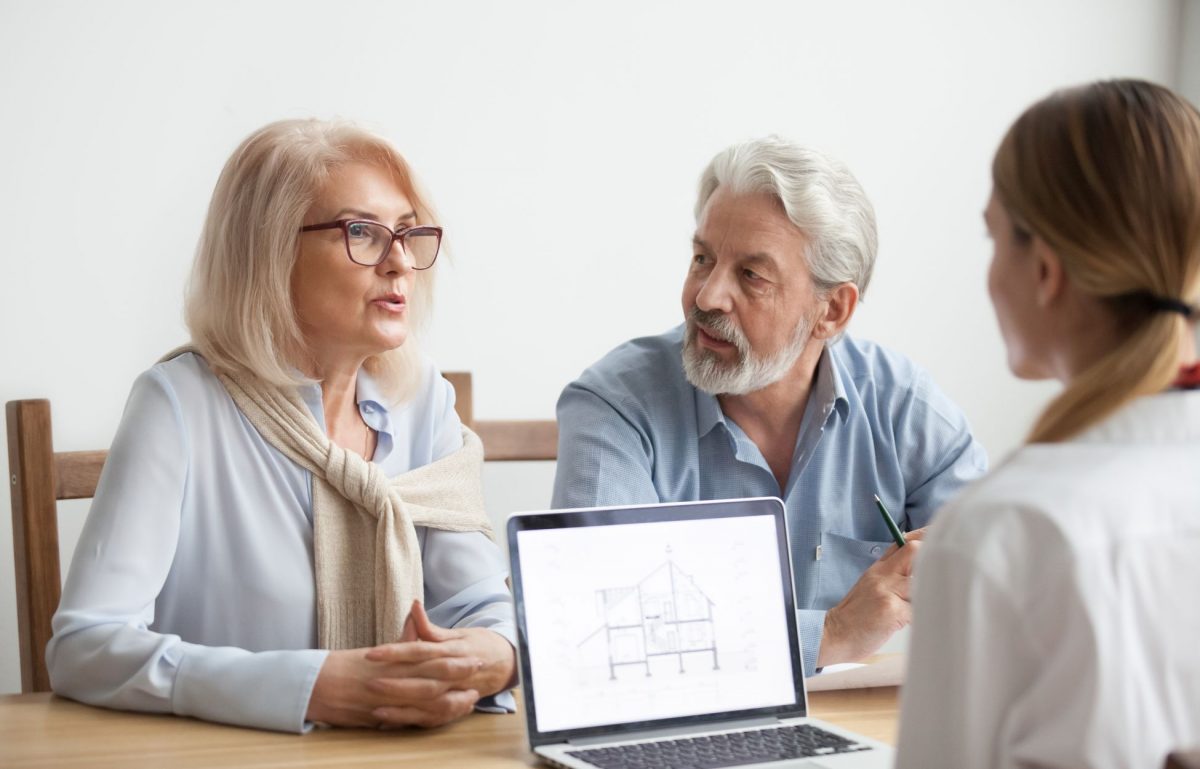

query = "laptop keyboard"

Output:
[[564, 723, 868, 768]]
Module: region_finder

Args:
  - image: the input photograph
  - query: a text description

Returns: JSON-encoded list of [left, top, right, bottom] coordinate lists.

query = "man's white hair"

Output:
[[695, 136, 878, 296]]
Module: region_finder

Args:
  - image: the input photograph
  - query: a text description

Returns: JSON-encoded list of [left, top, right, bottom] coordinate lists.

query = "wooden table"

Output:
[[0, 688, 898, 768]]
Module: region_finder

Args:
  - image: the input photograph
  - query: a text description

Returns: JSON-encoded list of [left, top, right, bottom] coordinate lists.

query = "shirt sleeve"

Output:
[[896, 376, 989, 528], [796, 609, 826, 677], [551, 382, 659, 508], [421, 528, 518, 712], [45, 368, 328, 733], [423, 371, 518, 712]]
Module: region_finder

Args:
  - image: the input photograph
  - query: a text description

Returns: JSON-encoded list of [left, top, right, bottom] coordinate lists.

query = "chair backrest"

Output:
[[1167, 750, 1200, 769], [5, 371, 555, 694], [442, 371, 558, 461], [6, 399, 105, 693]]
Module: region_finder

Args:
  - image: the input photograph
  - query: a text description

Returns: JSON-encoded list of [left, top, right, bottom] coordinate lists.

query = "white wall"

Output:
[[0, 0, 1182, 694], [1182, 0, 1200, 104]]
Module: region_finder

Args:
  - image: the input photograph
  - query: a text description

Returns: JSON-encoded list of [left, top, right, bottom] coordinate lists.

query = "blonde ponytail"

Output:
[[1029, 312, 1188, 442]]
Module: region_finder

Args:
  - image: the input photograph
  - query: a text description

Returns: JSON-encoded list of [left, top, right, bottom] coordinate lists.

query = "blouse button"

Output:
[[870, 545, 883, 556]]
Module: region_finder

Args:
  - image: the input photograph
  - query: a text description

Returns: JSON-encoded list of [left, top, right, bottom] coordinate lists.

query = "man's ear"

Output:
[[812, 282, 859, 340], [1032, 238, 1066, 309]]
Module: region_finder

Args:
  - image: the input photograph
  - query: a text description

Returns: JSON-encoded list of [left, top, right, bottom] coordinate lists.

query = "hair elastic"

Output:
[[1145, 295, 1196, 318]]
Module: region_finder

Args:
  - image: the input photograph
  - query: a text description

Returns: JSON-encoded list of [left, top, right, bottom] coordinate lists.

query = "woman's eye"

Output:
[[693, 253, 709, 266], [347, 223, 370, 239]]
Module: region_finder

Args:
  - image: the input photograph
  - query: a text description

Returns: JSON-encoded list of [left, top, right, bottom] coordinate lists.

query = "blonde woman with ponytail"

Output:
[[896, 80, 1200, 769]]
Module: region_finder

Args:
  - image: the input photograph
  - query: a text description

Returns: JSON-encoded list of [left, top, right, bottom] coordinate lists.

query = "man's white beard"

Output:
[[681, 307, 812, 396]]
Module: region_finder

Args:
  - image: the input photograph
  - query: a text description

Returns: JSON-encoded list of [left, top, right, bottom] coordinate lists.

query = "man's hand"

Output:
[[817, 528, 928, 668], [305, 601, 515, 729]]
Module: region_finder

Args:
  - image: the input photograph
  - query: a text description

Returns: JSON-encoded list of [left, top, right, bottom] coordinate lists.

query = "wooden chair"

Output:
[[1167, 750, 1200, 769], [6, 371, 556, 693], [6, 400, 105, 693], [441, 372, 557, 461]]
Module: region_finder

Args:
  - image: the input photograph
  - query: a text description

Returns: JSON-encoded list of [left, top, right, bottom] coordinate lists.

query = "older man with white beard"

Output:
[[552, 136, 987, 676]]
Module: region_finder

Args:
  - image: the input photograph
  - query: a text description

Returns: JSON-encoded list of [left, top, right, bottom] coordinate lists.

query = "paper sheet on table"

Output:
[[803, 652, 905, 691]]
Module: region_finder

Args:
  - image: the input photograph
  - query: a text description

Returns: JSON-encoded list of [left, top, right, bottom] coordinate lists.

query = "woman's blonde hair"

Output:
[[993, 79, 1200, 443], [185, 118, 437, 402]]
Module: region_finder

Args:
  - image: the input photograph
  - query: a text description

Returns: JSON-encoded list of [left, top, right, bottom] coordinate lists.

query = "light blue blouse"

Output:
[[46, 352, 516, 733]]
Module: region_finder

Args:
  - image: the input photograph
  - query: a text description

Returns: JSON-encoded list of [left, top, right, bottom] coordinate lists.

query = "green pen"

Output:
[[874, 494, 907, 548]]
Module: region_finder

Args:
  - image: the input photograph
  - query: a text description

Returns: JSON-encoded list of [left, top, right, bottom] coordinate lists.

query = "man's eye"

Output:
[[693, 253, 709, 265], [743, 268, 763, 281]]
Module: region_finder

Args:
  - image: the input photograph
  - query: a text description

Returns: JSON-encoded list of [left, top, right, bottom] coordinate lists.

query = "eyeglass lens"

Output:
[[346, 222, 439, 269]]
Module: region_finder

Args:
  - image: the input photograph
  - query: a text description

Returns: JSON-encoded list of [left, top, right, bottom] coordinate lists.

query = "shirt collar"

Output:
[[355, 368, 390, 418], [694, 344, 851, 438], [1073, 389, 1200, 445], [696, 388, 726, 438], [817, 344, 852, 422], [296, 379, 325, 428], [294, 368, 395, 440]]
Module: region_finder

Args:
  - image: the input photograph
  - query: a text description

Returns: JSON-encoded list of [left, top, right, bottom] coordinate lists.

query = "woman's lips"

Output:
[[371, 294, 407, 313]]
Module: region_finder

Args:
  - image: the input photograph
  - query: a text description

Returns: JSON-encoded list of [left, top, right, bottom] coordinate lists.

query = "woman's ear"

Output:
[[1032, 238, 1066, 309]]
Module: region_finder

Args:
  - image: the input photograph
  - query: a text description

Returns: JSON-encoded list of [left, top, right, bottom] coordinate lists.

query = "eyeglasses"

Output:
[[299, 219, 442, 269]]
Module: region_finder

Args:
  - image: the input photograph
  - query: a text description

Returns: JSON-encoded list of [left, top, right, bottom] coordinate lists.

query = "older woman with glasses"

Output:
[[896, 79, 1200, 768], [45, 119, 517, 733]]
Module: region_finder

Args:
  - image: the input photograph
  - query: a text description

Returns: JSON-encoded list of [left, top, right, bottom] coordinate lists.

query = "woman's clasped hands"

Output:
[[306, 600, 516, 729]]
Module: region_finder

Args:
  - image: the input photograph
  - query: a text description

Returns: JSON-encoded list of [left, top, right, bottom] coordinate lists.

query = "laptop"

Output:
[[507, 497, 894, 769]]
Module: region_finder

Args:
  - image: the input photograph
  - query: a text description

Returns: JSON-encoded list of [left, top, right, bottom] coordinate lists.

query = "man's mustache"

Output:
[[688, 307, 745, 351]]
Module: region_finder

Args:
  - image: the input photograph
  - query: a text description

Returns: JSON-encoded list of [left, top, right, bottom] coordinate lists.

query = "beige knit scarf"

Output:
[[162, 347, 492, 650]]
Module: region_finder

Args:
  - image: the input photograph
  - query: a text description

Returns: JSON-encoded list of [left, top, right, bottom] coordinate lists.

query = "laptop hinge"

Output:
[[567, 717, 781, 746]]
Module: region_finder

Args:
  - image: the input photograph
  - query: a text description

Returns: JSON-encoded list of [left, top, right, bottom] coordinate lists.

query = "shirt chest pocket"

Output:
[[815, 532, 894, 607]]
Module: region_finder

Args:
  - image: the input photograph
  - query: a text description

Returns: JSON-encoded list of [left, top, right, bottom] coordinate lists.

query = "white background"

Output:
[[1, 0, 1196, 695]]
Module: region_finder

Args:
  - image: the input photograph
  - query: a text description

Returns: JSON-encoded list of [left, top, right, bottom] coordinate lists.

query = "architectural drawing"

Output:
[[579, 547, 719, 679]]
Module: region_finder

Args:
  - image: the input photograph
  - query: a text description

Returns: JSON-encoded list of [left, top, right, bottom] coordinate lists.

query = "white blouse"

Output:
[[896, 391, 1200, 769], [47, 352, 516, 733]]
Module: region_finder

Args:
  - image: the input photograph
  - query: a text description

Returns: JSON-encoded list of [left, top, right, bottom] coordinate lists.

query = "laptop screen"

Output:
[[509, 498, 806, 744]]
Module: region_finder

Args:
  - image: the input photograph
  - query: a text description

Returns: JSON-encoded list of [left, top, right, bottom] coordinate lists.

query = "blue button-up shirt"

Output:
[[552, 325, 987, 675]]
